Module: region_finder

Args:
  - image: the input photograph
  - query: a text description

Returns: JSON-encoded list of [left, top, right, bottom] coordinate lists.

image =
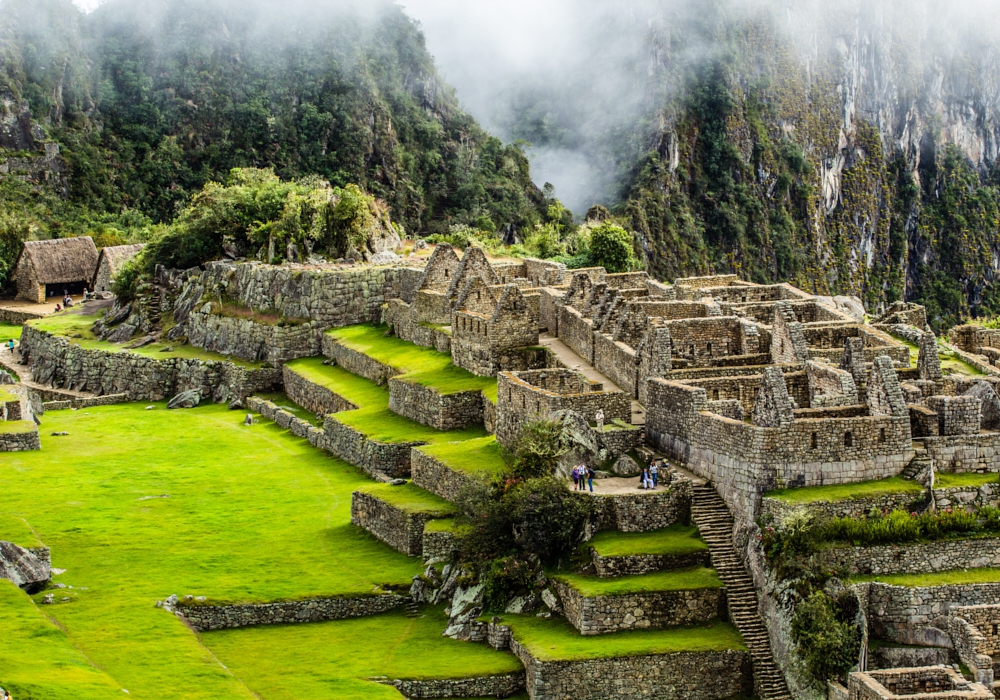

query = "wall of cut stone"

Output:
[[558, 306, 595, 363], [383, 299, 452, 353], [925, 433, 1000, 472], [822, 537, 1000, 577], [20, 326, 282, 404], [350, 490, 434, 556], [933, 483, 1000, 511], [760, 491, 928, 523], [422, 529, 459, 564], [593, 332, 637, 398], [282, 365, 356, 416], [321, 335, 395, 383], [589, 549, 709, 577], [665, 317, 751, 365], [0, 429, 40, 451], [186, 308, 321, 363], [411, 449, 483, 502], [538, 287, 565, 334], [590, 476, 691, 533], [388, 380, 484, 431], [553, 580, 721, 635], [385, 673, 526, 699], [175, 594, 406, 631], [0, 308, 43, 324], [927, 395, 981, 436], [509, 636, 752, 700], [952, 604, 1000, 655], [321, 415, 418, 479]]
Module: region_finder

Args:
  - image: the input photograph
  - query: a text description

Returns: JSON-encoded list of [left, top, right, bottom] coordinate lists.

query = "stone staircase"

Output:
[[903, 440, 933, 481], [692, 484, 793, 700]]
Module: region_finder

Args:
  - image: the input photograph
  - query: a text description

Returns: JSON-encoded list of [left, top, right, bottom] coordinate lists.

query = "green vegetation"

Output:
[[935, 472, 999, 489], [553, 567, 721, 597], [587, 524, 708, 558], [0, 420, 37, 435], [417, 435, 506, 477], [423, 518, 470, 535], [0, 513, 42, 548], [0, 403, 430, 698], [851, 568, 1000, 587], [253, 392, 325, 427], [791, 591, 862, 684], [356, 483, 456, 517], [587, 223, 639, 273], [0, 581, 124, 700], [821, 508, 1000, 547], [505, 417, 568, 479], [202, 607, 523, 700], [29, 311, 261, 367], [0, 322, 22, 342], [765, 476, 923, 504], [284, 358, 488, 444], [500, 614, 745, 661], [327, 325, 496, 396]]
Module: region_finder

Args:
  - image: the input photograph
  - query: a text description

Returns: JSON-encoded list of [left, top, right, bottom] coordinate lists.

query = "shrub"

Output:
[[111, 258, 142, 304], [588, 223, 636, 273], [505, 477, 593, 566], [819, 508, 984, 547], [506, 418, 567, 479], [791, 591, 862, 683], [456, 480, 516, 565], [480, 555, 538, 613]]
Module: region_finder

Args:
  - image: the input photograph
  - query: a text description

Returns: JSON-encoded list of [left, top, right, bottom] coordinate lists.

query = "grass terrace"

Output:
[[356, 482, 457, 517], [423, 518, 471, 536], [553, 566, 722, 597], [0, 513, 43, 548], [0, 419, 37, 435], [0, 402, 431, 699], [935, 472, 999, 489], [0, 581, 124, 700], [416, 435, 506, 478], [284, 358, 489, 444], [0, 386, 18, 402], [30, 310, 261, 367], [254, 391, 325, 427], [327, 324, 496, 396], [851, 568, 1000, 587], [586, 524, 709, 558], [498, 613, 745, 661], [0, 321, 22, 342], [202, 606, 522, 700], [765, 476, 924, 504]]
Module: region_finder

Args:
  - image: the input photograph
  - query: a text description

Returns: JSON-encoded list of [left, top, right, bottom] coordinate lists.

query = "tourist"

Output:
[[595, 409, 604, 432], [650, 460, 659, 488], [7, 339, 14, 354], [640, 466, 650, 489], [82, 287, 90, 301], [577, 465, 587, 491], [54, 304, 61, 313], [586, 466, 595, 493], [571, 465, 580, 490]]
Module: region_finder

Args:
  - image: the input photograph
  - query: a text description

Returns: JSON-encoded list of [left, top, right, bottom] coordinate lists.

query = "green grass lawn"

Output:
[[357, 483, 456, 516], [254, 391, 325, 426], [284, 358, 489, 444], [765, 476, 924, 503], [29, 311, 261, 367], [327, 324, 496, 396], [423, 518, 471, 535], [851, 568, 1000, 587], [935, 472, 999, 489], [0, 581, 124, 700], [0, 402, 433, 699], [0, 513, 43, 548], [0, 419, 37, 435], [0, 321, 22, 342], [498, 614, 745, 661], [202, 607, 523, 700], [416, 435, 506, 476], [0, 386, 19, 402], [553, 567, 721, 597], [586, 524, 708, 558]]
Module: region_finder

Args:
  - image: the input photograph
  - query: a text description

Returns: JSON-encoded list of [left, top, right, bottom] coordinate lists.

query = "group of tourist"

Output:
[[639, 459, 666, 490], [571, 464, 595, 492]]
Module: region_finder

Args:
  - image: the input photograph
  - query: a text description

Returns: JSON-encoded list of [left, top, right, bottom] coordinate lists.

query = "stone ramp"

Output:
[[692, 484, 793, 700]]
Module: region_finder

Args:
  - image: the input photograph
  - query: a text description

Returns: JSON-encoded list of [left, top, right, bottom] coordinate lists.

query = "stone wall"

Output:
[[388, 379, 484, 431], [589, 548, 709, 577], [539, 287, 565, 333], [760, 491, 928, 523], [0, 428, 40, 451], [0, 308, 43, 324], [350, 490, 437, 556], [383, 299, 452, 353], [321, 334, 395, 383], [411, 449, 483, 502], [553, 580, 721, 635], [927, 395, 981, 436], [508, 635, 752, 700], [40, 393, 130, 412], [558, 305, 595, 363], [175, 594, 406, 631], [21, 325, 282, 404], [186, 308, 321, 363], [924, 433, 1000, 472], [821, 537, 1000, 577], [384, 673, 526, 699], [952, 604, 1000, 655], [422, 528, 460, 564], [590, 477, 692, 533], [282, 365, 356, 416], [593, 332, 637, 398], [933, 482, 1000, 510], [321, 415, 419, 479]]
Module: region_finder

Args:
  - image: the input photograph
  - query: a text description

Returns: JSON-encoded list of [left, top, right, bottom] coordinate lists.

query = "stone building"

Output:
[[92, 243, 145, 293], [14, 236, 99, 303]]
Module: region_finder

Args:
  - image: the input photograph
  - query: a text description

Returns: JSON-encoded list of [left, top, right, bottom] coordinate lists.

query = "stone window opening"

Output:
[[707, 342, 712, 355], [810, 432, 817, 449], [476, 290, 481, 301], [712, 389, 720, 400], [508, 389, 512, 401], [844, 431, 853, 448], [879, 427, 886, 444], [444, 269, 449, 279], [689, 344, 695, 356], [993, 624, 998, 636]]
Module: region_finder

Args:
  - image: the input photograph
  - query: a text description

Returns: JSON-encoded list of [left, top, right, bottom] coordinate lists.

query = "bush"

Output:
[[479, 555, 538, 613], [588, 223, 636, 273], [819, 508, 983, 546], [111, 258, 142, 304], [506, 418, 567, 480], [792, 591, 862, 683], [505, 477, 593, 566]]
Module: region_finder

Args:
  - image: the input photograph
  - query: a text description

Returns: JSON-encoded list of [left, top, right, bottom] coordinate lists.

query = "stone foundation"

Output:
[[322, 415, 421, 479], [760, 491, 927, 523], [411, 449, 484, 502], [175, 594, 407, 631], [0, 427, 40, 451], [589, 549, 710, 578], [350, 490, 443, 556], [591, 477, 692, 533], [552, 580, 722, 635], [321, 334, 395, 383], [389, 379, 484, 431], [382, 673, 525, 699], [282, 364, 356, 416], [186, 309, 321, 363], [422, 528, 460, 564], [822, 537, 1000, 577]]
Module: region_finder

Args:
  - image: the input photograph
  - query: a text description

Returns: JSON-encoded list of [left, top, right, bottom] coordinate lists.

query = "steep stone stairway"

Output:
[[692, 484, 793, 700]]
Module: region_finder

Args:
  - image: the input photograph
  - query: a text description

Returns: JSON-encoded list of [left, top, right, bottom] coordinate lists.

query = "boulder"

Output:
[[0, 541, 51, 592], [369, 251, 401, 265], [0, 369, 15, 385], [167, 390, 201, 410], [611, 453, 642, 477], [443, 583, 484, 640]]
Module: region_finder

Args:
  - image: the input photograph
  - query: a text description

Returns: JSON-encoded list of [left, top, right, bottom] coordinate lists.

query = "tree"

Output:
[[791, 591, 862, 683], [589, 222, 636, 273]]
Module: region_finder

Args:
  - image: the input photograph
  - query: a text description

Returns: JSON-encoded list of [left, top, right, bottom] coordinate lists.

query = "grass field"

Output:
[[202, 607, 523, 700], [934, 472, 999, 489], [29, 311, 260, 367], [0, 581, 124, 700], [553, 567, 722, 597], [284, 358, 489, 444], [356, 482, 457, 516], [765, 476, 924, 504], [498, 614, 745, 661], [416, 435, 506, 477], [0, 419, 37, 435], [0, 321, 22, 342], [586, 524, 708, 558], [1, 403, 469, 699], [327, 324, 496, 396], [851, 568, 1000, 587]]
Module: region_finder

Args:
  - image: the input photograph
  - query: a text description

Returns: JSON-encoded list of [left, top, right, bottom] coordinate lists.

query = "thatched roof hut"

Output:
[[14, 236, 99, 304], [93, 243, 145, 292]]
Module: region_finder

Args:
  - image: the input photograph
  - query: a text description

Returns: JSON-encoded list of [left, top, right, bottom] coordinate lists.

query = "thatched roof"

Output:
[[18, 237, 99, 285], [95, 244, 145, 277]]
